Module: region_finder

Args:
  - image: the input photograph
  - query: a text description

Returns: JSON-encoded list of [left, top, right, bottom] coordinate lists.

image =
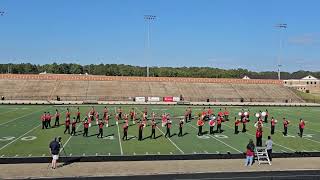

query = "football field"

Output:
[[0, 104, 320, 158]]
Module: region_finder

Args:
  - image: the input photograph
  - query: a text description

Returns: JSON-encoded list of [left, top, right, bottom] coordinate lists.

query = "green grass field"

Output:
[[0, 104, 319, 158]]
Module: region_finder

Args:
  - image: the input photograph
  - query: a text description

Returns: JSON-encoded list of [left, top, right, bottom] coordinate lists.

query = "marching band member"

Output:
[[299, 118, 305, 138], [240, 109, 245, 121], [207, 107, 213, 116], [83, 119, 89, 137], [104, 112, 109, 127], [64, 117, 70, 134], [95, 111, 99, 125], [224, 107, 229, 121], [217, 109, 223, 118], [264, 109, 269, 123], [117, 107, 122, 120], [41, 112, 46, 129], [87, 116, 91, 127], [188, 107, 192, 121], [150, 119, 156, 139], [216, 115, 223, 133], [178, 119, 184, 137], [130, 108, 136, 124], [197, 116, 204, 136], [270, 117, 277, 135], [144, 107, 148, 116], [201, 107, 207, 120], [254, 117, 264, 128], [234, 117, 241, 134], [283, 118, 289, 136], [71, 117, 77, 136], [166, 113, 171, 123], [46, 112, 52, 128], [124, 114, 129, 125], [165, 119, 172, 138], [184, 109, 189, 123], [138, 121, 144, 141], [242, 116, 248, 132], [88, 107, 94, 127], [76, 107, 81, 123], [103, 106, 108, 121], [66, 108, 71, 119], [115, 113, 119, 125], [209, 118, 216, 134], [55, 109, 60, 126], [122, 122, 128, 141], [151, 112, 156, 121], [256, 125, 263, 147], [142, 112, 147, 127], [161, 113, 167, 127], [97, 120, 104, 138], [255, 111, 262, 121], [246, 110, 250, 119], [89, 107, 95, 119]]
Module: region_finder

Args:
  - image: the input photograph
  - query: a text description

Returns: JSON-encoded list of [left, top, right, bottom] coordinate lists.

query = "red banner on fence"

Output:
[[163, 96, 173, 102]]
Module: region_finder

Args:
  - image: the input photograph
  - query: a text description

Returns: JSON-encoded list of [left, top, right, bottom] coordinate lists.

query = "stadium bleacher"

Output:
[[0, 74, 304, 102]]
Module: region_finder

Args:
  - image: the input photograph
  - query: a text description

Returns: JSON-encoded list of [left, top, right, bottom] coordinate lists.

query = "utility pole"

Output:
[[144, 15, 156, 77], [275, 23, 287, 80]]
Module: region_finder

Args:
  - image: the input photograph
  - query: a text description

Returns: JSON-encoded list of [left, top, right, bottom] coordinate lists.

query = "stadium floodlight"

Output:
[[275, 23, 287, 80], [0, 11, 4, 16], [144, 15, 156, 77]]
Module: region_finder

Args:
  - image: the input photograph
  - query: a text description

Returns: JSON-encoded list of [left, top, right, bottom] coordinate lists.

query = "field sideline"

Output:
[[0, 105, 320, 158]]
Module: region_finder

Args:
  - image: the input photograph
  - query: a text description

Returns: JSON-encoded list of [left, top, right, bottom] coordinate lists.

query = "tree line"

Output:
[[0, 63, 319, 79]]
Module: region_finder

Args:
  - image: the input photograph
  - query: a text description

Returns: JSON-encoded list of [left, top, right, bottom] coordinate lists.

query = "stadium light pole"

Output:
[[144, 15, 156, 77], [275, 23, 287, 80], [0, 11, 7, 73]]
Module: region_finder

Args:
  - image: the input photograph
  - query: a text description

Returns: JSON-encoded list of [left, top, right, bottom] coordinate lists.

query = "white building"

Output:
[[242, 75, 250, 80], [284, 75, 320, 93]]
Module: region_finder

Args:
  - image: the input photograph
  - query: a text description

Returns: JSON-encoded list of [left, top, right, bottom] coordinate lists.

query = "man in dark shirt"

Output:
[[49, 138, 60, 169]]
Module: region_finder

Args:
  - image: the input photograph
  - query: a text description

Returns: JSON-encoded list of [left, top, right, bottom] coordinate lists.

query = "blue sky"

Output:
[[0, 0, 319, 72]]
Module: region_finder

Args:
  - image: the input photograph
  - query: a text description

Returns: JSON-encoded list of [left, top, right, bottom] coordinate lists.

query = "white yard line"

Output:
[[116, 123, 124, 155], [306, 127, 320, 133], [188, 124, 242, 153], [0, 108, 19, 116], [0, 106, 48, 126], [263, 124, 320, 145], [156, 126, 185, 154], [303, 137, 320, 144], [115, 107, 123, 155], [0, 124, 40, 151], [135, 107, 185, 154]]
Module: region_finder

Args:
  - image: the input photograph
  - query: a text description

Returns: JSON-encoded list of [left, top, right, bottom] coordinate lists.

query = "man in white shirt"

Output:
[[266, 135, 273, 162]]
